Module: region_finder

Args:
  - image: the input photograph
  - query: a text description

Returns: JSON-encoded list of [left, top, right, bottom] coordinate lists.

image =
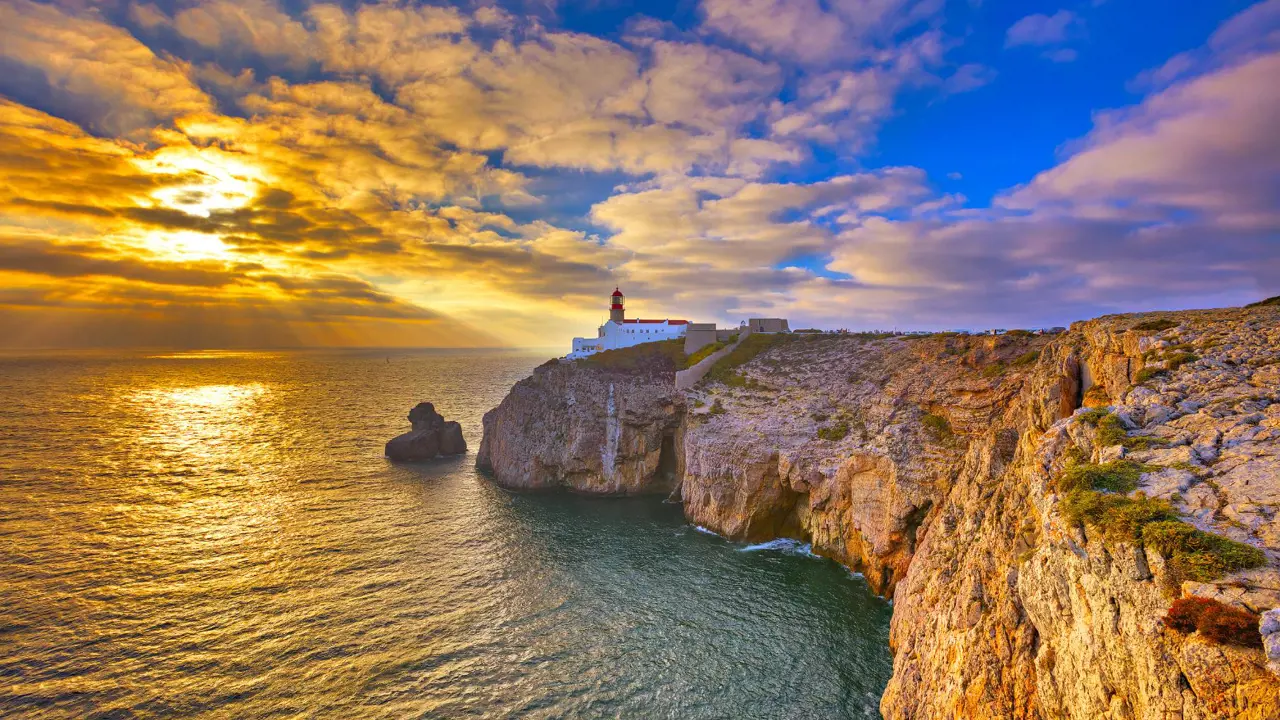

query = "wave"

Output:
[[738, 538, 817, 558]]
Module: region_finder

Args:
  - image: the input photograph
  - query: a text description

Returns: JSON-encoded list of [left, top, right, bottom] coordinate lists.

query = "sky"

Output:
[[0, 0, 1276, 348]]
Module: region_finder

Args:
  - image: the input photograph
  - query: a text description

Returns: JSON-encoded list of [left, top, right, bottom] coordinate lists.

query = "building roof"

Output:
[[621, 318, 687, 324], [612, 288, 624, 297]]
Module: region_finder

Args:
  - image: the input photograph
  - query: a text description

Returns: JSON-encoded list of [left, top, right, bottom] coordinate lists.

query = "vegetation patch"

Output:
[[981, 362, 1006, 378], [922, 412, 953, 441], [1005, 329, 1035, 338], [705, 333, 790, 386], [817, 420, 851, 442], [1095, 414, 1127, 446], [719, 371, 768, 390], [1135, 366, 1165, 384], [1059, 480, 1266, 582], [683, 341, 726, 368], [1163, 597, 1263, 648], [1164, 352, 1199, 371], [1245, 295, 1280, 308], [1078, 407, 1111, 426], [1142, 521, 1266, 582], [1092, 413, 1169, 450], [1060, 490, 1178, 543], [1132, 318, 1179, 332], [1012, 350, 1040, 367], [708, 399, 726, 416], [581, 339, 685, 372], [1057, 459, 1153, 494]]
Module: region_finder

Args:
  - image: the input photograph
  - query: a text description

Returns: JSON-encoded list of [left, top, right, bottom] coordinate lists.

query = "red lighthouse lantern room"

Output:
[[610, 288, 625, 322]]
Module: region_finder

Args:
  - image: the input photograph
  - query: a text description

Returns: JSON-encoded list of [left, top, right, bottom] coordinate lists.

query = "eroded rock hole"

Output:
[[904, 500, 934, 555], [658, 432, 678, 481]]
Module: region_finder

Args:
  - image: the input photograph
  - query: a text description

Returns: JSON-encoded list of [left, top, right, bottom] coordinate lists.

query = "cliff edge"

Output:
[[479, 306, 1280, 718]]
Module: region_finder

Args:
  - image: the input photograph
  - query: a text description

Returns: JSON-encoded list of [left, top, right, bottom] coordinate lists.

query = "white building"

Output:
[[567, 288, 689, 359]]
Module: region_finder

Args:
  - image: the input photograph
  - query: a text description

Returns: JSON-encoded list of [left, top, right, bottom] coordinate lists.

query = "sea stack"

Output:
[[385, 402, 466, 460]]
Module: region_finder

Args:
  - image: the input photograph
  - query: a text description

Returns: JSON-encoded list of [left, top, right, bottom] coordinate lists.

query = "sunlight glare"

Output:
[[136, 146, 265, 218]]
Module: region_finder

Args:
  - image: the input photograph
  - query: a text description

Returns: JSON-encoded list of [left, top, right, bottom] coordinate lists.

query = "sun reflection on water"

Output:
[[126, 383, 271, 468]]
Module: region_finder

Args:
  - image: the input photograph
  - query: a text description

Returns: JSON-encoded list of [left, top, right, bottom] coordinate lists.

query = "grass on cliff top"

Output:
[[684, 340, 727, 368], [704, 332, 791, 386], [1246, 295, 1280, 308], [1131, 318, 1179, 332], [580, 339, 685, 372]]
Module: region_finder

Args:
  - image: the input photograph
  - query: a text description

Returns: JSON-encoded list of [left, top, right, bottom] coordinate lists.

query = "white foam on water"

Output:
[[738, 538, 817, 557], [692, 525, 722, 537]]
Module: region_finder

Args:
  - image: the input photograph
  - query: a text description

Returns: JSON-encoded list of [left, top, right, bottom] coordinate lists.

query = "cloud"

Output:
[[1000, 52, 1280, 231], [0, 0, 212, 137], [1129, 0, 1280, 91], [699, 0, 943, 66], [1005, 10, 1086, 48]]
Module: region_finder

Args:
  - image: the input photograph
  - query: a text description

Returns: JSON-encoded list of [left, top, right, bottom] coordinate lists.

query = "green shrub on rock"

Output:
[[921, 413, 953, 441], [1012, 350, 1040, 367], [1142, 521, 1267, 582], [1060, 490, 1177, 543], [1135, 367, 1164, 384], [1078, 407, 1110, 426], [1092, 413, 1169, 449], [1057, 460, 1152, 494], [817, 421, 850, 442]]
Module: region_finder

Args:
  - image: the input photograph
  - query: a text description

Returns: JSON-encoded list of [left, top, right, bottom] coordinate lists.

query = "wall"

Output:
[[747, 318, 790, 333], [684, 323, 718, 355], [675, 328, 750, 391]]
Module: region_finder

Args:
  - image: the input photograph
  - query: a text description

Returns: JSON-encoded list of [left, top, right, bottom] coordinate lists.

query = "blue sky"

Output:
[[0, 0, 1275, 347]]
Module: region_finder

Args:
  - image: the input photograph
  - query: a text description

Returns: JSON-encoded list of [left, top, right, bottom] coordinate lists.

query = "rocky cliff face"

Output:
[[479, 306, 1280, 718], [476, 357, 684, 494]]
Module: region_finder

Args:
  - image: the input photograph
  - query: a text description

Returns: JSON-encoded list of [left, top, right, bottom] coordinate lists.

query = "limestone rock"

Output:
[[476, 303, 1280, 717], [476, 356, 684, 494], [1263, 609, 1280, 677], [385, 402, 467, 460]]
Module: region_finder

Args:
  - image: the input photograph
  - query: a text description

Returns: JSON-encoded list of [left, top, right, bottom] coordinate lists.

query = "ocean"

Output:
[[0, 349, 892, 719]]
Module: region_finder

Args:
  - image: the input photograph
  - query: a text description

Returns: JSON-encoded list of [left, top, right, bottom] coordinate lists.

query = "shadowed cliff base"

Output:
[[479, 303, 1280, 719]]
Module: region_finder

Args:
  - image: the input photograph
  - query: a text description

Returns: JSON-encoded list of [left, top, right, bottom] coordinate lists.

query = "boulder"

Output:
[[385, 402, 467, 460]]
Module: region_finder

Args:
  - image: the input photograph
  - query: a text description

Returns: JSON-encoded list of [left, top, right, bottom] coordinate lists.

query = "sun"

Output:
[[127, 145, 271, 261], [135, 145, 266, 219]]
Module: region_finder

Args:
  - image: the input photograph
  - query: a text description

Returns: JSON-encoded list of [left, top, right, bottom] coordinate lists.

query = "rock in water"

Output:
[[385, 402, 467, 460]]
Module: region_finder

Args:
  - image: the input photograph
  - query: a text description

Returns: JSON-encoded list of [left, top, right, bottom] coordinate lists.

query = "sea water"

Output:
[[0, 349, 892, 718]]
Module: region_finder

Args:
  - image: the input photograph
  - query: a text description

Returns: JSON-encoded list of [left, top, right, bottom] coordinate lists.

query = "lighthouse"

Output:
[[610, 288, 625, 323], [566, 287, 691, 359]]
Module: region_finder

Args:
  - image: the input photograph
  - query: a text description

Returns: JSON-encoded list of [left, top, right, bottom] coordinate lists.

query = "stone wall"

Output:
[[675, 328, 750, 391]]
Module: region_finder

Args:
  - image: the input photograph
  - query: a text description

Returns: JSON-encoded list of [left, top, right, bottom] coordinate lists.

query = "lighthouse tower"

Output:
[[610, 288, 625, 323]]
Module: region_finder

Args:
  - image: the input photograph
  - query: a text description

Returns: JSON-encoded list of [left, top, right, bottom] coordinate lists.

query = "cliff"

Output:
[[479, 306, 1280, 718], [476, 348, 685, 494]]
